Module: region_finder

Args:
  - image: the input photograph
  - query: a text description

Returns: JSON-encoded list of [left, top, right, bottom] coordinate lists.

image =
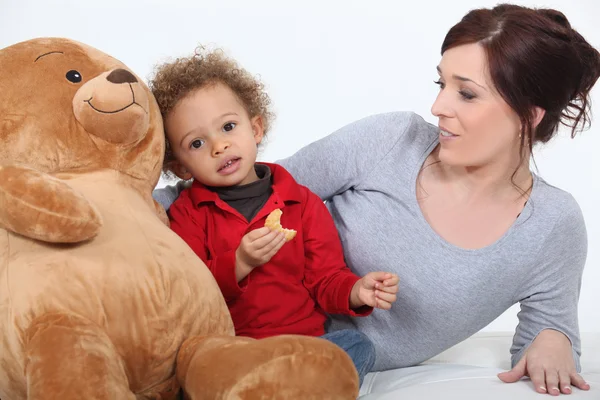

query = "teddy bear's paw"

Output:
[[24, 312, 138, 400], [0, 165, 102, 243], [177, 335, 359, 400]]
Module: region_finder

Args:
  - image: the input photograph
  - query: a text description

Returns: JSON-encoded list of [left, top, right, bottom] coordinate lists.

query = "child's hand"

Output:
[[350, 272, 399, 310], [235, 227, 286, 281]]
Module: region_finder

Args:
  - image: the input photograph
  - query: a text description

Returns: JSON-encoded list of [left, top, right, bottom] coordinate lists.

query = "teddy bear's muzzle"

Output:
[[72, 68, 150, 145]]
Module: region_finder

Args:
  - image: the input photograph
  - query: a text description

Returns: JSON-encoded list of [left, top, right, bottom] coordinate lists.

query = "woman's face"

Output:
[[430, 43, 522, 169]]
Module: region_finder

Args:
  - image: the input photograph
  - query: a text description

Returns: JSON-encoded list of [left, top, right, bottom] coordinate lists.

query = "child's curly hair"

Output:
[[149, 46, 274, 171]]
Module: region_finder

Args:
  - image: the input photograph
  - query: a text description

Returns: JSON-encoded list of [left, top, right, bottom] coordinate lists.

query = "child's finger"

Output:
[[378, 284, 398, 294], [383, 274, 399, 286], [260, 232, 286, 252], [263, 233, 286, 258], [375, 290, 397, 304], [247, 227, 273, 241], [252, 230, 282, 249], [369, 272, 393, 289], [375, 298, 392, 310]]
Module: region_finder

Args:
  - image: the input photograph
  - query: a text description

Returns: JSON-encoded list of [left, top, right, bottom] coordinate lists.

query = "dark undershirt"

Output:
[[208, 164, 272, 222]]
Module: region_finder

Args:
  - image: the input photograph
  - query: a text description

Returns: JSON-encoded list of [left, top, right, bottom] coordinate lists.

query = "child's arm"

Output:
[[168, 194, 248, 302], [302, 190, 399, 314], [300, 192, 371, 316]]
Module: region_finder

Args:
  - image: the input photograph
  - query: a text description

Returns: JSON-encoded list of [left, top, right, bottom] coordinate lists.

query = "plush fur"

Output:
[[0, 38, 358, 400]]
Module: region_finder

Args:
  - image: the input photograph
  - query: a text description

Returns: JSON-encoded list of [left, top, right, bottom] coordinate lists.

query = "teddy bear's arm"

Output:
[[0, 165, 102, 243], [153, 199, 170, 227]]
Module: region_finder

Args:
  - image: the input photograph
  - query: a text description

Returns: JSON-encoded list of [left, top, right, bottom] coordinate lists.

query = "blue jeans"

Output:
[[321, 329, 376, 386]]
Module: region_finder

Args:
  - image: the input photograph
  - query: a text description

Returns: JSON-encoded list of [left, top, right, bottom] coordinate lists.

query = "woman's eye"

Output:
[[223, 122, 236, 132], [459, 91, 476, 100], [190, 139, 204, 149], [433, 79, 445, 89]]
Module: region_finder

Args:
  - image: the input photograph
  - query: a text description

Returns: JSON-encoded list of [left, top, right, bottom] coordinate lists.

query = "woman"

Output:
[[154, 4, 599, 396]]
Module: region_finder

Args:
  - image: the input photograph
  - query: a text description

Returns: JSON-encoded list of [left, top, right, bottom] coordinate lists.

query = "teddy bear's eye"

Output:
[[66, 70, 82, 83]]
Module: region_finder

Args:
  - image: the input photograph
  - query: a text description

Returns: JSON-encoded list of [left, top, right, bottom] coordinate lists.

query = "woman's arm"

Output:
[[499, 199, 589, 395], [277, 112, 415, 201], [152, 179, 191, 211]]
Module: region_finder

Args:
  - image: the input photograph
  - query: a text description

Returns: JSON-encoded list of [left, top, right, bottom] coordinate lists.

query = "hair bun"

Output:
[[538, 8, 572, 29]]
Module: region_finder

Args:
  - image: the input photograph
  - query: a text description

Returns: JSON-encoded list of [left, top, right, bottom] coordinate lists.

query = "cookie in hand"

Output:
[[265, 209, 297, 241]]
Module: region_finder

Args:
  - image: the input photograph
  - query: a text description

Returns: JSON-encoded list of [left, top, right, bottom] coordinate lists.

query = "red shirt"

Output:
[[168, 163, 371, 338]]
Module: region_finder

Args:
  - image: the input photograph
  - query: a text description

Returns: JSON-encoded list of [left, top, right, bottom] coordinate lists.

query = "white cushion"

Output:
[[359, 332, 600, 399], [423, 332, 600, 372]]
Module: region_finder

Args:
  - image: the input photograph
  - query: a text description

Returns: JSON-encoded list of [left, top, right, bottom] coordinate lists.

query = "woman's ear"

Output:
[[532, 106, 546, 129], [251, 115, 265, 145], [166, 160, 193, 181]]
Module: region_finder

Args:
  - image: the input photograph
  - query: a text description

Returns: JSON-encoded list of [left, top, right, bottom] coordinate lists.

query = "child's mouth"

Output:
[[218, 157, 241, 173]]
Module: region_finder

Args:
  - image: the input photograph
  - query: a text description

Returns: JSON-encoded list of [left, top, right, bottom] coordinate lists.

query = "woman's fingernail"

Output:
[[564, 386, 571, 393], [539, 386, 547, 392]]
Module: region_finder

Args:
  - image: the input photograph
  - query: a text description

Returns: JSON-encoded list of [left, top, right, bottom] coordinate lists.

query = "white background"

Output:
[[2, 0, 598, 334]]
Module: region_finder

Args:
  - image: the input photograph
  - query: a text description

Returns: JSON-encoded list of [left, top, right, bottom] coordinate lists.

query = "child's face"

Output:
[[164, 82, 264, 187]]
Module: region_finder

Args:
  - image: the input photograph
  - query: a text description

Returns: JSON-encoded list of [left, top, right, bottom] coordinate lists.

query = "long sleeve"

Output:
[[277, 112, 416, 201], [511, 200, 587, 371], [301, 191, 372, 316], [152, 180, 191, 211], [168, 195, 245, 302]]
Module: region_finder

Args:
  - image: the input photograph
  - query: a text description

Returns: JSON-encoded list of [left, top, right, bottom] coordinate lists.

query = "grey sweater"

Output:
[[153, 112, 587, 372]]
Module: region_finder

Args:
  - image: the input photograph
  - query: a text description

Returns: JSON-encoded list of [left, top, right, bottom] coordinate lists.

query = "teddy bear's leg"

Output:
[[177, 334, 359, 400], [23, 313, 137, 400]]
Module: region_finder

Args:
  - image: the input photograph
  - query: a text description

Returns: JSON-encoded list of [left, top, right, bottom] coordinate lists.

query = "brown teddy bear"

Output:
[[0, 38, 358, 400]]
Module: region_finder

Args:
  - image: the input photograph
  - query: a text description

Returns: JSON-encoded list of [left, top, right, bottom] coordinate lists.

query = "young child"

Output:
[[150, 48, 399, 384]]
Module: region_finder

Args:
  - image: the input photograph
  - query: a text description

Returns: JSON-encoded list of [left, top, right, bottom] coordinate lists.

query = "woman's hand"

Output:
[[498, 329, 590, 395]]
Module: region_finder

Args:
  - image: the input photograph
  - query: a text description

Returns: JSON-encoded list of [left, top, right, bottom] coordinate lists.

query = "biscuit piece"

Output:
[[265, 209, 297, 241]]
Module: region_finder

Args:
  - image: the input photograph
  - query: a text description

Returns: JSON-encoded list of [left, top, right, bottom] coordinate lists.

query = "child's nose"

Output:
[[212, 140, 230, 156]]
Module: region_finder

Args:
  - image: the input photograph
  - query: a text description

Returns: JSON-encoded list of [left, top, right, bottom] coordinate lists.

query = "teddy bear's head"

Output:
[[0, 38, 164, 191]]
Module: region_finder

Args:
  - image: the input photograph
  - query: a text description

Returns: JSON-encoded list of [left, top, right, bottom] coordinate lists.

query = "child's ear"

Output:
[[166, 160, 193, 181], [251, 115, 265, 145]]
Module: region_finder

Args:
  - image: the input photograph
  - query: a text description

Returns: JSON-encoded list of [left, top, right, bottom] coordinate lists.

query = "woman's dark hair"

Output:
[[442, 4, 600, 170]]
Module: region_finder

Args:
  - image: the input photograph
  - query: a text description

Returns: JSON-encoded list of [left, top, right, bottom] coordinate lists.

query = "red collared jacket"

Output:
[[168, 163, 371, 338]]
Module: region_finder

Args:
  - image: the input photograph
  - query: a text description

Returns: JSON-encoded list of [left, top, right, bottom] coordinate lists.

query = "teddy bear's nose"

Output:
[[106, 69, 138, 84]]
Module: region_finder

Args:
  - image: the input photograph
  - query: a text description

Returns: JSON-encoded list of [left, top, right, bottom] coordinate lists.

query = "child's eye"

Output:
[[223, 122, 236, 132], [189, 139, 205, 149]]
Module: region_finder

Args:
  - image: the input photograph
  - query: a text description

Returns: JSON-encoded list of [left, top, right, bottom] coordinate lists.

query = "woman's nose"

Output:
[[431, 91, 452, 118]]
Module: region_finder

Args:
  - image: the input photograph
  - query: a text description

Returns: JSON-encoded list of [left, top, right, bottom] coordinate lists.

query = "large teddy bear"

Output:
[[0, 38, 358, 400]]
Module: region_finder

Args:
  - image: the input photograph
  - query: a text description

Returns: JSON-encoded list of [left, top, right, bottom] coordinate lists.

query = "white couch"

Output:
[[359, 332, 600, 399]]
